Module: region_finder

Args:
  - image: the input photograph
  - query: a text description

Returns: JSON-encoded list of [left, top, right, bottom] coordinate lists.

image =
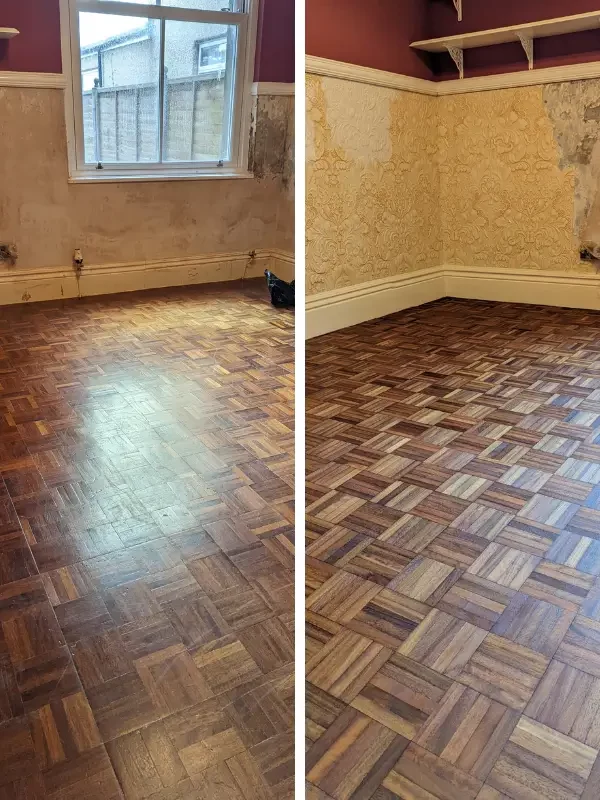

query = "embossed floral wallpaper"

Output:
[[439, 87, 581, 272], [306, 76, 594, 297], [306, 75, 441, 295]]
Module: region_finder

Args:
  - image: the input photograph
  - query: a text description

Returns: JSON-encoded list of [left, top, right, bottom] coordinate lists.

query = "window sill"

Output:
[[67, 170, 255, 184]]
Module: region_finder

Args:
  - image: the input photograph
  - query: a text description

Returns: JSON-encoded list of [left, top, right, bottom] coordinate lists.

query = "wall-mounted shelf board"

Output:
[[411, 11, 600, 78], [0, 28, 19, 39]]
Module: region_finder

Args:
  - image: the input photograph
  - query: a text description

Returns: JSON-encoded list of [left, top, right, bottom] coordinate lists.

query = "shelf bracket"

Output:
[[446, 45, 464, 79], [453, 0, 463, 22], [517, 33, 534, 70]]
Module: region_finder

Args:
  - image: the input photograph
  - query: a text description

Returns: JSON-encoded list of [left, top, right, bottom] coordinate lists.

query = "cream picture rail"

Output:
[[411, 11, 600, 79]]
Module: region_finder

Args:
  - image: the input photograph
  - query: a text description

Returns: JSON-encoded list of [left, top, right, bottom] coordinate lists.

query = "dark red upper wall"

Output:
[[255, 0, 295, 82], [0, 0, 62, 73], [428, 0, 600, 79], [306, 0, 433, 80], [0, 0, 293, 82]]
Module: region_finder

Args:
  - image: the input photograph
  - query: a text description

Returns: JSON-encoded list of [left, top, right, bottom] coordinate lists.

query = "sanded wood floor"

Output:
[[0, 281, 294, 799], [306, 298, 600, 800]]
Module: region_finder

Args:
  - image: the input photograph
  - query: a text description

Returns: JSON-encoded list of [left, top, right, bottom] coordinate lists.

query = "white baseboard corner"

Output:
[[0, 249, 294, 306], [306, 268, 445, 339], [306, 264, 600, 339]]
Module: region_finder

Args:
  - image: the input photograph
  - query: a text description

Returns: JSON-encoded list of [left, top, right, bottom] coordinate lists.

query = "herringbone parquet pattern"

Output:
[[0, 281, 294, 799], [306, 298, 600, 800]]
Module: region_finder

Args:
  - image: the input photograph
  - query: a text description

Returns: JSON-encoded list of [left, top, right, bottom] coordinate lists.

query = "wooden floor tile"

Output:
[[458, 632, 549, 711], [250, 730, 294, 795], [306, 706, 408, 800], [399, 610, 487, 678], [86, 670, 163, 741], [344, 587, 429, 648], [384, 742, 482, 800], [388, 556, 460, 604], [466, 544, 540, 590], [237, 617, 294, 673], [162, 696, 245, 776], [414, 682, 519, 781], [2, 602, 65, 666], [211, 586, 274, 632], [350, 651, 452, 739], [15, 646, 80, 712], [305, 572, 381, 623], [449, 504, 513, 541], [106, 723, 189, 799], [526, 659, 600, 748], [555, 615, 600, 677], [191, 635, 263, 696], [486, 717, 597, 800], [54, 594, 115, 644], [546, 531, 600, 575], [306, 299, 600, 798], [29, 690, 102, 769], [134, 646, 212, 715], [42, 745, 122, 800], [344, 540, 413, 585], [492, 593, 575, 657], [437, 574, 515, 631], [520, 560, 595, 610], [306, 629, 391, 702], [0, 715, 37, 787]]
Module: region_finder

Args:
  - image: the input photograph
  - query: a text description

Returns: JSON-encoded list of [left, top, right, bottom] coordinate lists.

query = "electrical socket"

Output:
[[0, 244, 17, 263], [73, 249, 84, 273]]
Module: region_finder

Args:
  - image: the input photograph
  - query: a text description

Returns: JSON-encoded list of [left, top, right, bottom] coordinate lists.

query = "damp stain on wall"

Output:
[[544, 79, 600, 249]]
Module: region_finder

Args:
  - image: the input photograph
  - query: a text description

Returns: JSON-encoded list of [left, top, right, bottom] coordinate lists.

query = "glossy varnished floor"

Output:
[[0, 280, 294, 799], [306, 298, 600, 800]]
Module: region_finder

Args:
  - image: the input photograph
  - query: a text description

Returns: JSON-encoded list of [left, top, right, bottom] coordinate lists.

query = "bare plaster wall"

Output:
[[0, 87, 293, 271], [544, 80, 600, 252]]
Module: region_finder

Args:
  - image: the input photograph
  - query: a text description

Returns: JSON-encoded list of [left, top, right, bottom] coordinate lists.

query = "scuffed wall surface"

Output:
[[544, 79, 600, 250], [438, 87, 582, 272], [0, 87, 292, 271], [306, 75, 441, 295], [250, 94, 295, 253]]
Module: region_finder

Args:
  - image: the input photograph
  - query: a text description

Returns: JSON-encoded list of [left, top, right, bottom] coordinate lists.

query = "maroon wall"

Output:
[[428, 0, 600, 79], [254, 0, 295, 82], [306, 0, 433, 80], [0, 0, 62, 73], [0, 0, 293, 81]]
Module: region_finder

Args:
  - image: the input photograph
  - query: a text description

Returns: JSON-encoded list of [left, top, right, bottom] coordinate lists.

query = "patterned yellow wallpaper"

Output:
[[306, 77, 592, 297], [306, 75, 441, 295], [439, 87, 581, 272]]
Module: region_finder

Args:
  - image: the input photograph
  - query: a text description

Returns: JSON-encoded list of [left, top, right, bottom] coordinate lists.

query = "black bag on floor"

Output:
[[265, 270, 295, 308]]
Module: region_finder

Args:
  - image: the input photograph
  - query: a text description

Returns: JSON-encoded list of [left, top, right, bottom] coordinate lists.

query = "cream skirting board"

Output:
[[306, 265, 600, 339], [0, 249, 294, 306]]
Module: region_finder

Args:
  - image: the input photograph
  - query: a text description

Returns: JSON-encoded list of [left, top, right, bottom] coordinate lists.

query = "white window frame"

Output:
[[60, 0, 258, 182]]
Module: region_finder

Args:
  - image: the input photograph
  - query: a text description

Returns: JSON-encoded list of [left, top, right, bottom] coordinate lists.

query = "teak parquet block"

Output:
[[0, 282, 293, 797], [306, 299, 600, 799]]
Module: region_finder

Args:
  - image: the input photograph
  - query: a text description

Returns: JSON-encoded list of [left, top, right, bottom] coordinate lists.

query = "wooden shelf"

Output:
[[0, 28, 19, 39], [411, 11, 600, 78]]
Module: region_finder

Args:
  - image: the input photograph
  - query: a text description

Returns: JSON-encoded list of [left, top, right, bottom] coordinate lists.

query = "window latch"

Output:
[[217, 160, 224, 168], [96, 162, 103, 170]]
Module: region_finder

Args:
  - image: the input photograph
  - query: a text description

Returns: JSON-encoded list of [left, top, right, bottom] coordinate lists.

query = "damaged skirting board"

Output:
[[306, 265, 600, 338], [0, 249, 294, 306]]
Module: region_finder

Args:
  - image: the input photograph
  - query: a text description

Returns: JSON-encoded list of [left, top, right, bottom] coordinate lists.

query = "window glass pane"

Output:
[[79, 12, 160, 164], [163, 21, 237, 163], [94, 1, 243, 10]]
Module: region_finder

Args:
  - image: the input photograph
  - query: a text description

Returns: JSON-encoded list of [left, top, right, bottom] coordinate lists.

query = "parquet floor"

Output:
[[306, 298, 600, 800], [0, 280, 294, 800]]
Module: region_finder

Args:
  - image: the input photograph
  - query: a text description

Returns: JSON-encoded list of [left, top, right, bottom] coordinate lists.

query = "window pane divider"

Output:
[[77, 1, 246, 25], [158, 17, 166, 163]]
